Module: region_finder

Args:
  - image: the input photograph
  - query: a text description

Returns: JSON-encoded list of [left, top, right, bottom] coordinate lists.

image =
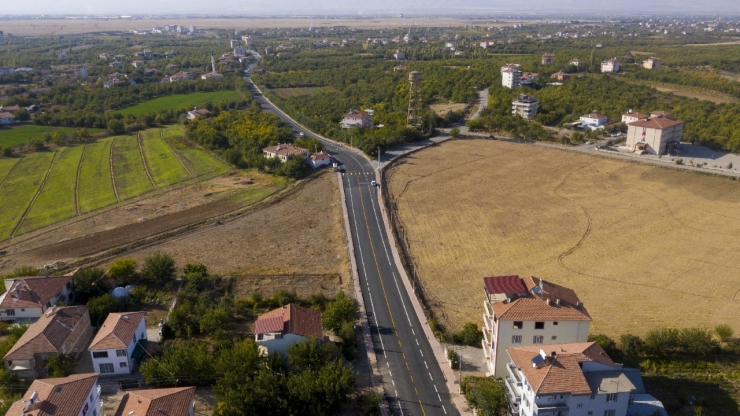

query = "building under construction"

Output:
[[407, 71, 423, 129]]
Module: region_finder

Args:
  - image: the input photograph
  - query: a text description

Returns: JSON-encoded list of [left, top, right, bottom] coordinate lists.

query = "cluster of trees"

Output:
[[461, 376, 507, 416]]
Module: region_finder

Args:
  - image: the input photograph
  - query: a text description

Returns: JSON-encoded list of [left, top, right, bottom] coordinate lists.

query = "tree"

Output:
[[75, 128, 89, 140], [73, 268, 110, 304], [322, 292, 357, 333], [199, 307, 232, 335], [454, 322, 483, 347], [588, 333, 620, 359], [86, 294, 121, 326], [277, 156, 310, 179], [450, 127, 461, 138], [2, 266, 39, 279], [619, 333, 644, 364], [107, 258, 138, 285], [1, 147, 11, 157], [461, 376, 507, 416], [108, 119, 125, 134], [142, 252, 176, 286], [287, 340, 340, 372], [13, 108, 30, 122], [45, 354, 75, 377]]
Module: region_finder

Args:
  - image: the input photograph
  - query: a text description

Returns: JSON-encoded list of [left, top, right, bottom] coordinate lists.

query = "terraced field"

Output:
[[0, 128, 229, 240]]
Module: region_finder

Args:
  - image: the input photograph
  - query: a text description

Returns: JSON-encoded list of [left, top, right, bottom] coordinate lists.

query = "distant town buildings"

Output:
[[643, 56, 662, 70], [541, 53, 555, 65], [393, 51, 406, 60], [187, 108, 211, 120], [501, 64, 522, 89], [570, 58, 581, 67], [511, 95, 540, 120], [601, 58, 620, 73], [551, 71, 572, 81]]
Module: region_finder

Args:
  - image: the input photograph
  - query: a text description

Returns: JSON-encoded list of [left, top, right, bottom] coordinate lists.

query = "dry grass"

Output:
[[719, 70, 740, 83], [386, 138, 740, 337], [623, 79, 738, 105], [429, 102, 467, 117]]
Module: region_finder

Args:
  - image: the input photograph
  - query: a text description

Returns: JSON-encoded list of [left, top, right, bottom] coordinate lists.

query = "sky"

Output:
[[4, 0, 740, 16]]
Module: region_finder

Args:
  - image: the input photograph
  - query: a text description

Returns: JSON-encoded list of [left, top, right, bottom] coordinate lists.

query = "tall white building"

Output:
[[601, 58, 620, 73], [482, 275, 591, 378], [501, 64, 522, 89]]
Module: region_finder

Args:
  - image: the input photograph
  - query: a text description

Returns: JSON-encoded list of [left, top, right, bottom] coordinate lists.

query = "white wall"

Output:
[[256, 333, 309, 355], [0, 306, 44, 322], [626, 124, 682, 155], [91, 319, 146, 375], [76, 382, 102, 416]]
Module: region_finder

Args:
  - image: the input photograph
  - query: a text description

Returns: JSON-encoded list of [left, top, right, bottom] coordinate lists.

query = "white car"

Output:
[[371, 180, 377, 187], [586, 141, 593, 145]]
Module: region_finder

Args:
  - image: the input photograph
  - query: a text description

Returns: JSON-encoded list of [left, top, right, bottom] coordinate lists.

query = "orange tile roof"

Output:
[[263, 144, 309, 158], [491, 276, 591, 321], [0, 276, 72, 309], [4, 306, 89, 360], [629, 116, 683, 129], [507, 342, 615, 395], [622, 111, 649, 119], [114, 387, 195, 416], [254, 304, 323, 339], [89, 312, 145, 350], [6, 373, 98, 416]]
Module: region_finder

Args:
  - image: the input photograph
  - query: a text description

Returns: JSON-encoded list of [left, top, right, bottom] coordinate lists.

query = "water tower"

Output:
[[407, 71, 423, 129]]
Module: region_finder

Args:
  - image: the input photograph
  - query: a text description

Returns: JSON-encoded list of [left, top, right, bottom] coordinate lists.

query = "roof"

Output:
[[343, 110, 371, 119], [0, 111, 14, 119], [0, 276, 72, 309], [507, 342, 616, 395], [254, 304, 323, 339], [188, 108, 210, 116], [6, 373, 98, 416], [263, 143, 309, 158], [311, 151, 332, 161], [491, 276, 591, 321], [629, 116, 683, 129], [484, 276, 527, 295], [114, 387, 195, 416], [89, 312, 145, 350], [622, 111, 648, 119], [581, 113, 607, 119], [584, 370, 636, 394], [4, 306, 89, 360]]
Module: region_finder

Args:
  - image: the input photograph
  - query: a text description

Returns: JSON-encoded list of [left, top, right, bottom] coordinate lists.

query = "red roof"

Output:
[[254, 304, 323, 339], [629, 116, 682, 129], [484, 275, 527, 295]]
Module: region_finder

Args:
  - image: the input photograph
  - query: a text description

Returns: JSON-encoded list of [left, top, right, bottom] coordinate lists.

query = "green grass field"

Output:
[[78, 138, 118, 213], [272, 86, 337, 98], [112, 135, 155, 200], [0, 126, 104, 149], [0, 152, 55, 239], [161, 126, 228, 180], [17, 146, 83, 234], [140, 130, 190, 187], [0, 158, 20, 183], [116, 91, 241, 116]]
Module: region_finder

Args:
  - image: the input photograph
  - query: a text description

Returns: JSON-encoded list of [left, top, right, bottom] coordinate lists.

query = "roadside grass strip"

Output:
[[0, 152, 55, 240], [112, 135, 155, 200], [17, 146, 84, 235], [140, 129, 190, 187], [78, 137, 117, 213]]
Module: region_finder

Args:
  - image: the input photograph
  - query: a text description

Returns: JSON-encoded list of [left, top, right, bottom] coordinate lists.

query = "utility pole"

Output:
[[377, 146, 381, 167]]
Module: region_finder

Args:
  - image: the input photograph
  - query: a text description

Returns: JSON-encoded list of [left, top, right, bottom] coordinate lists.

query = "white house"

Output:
[[621, 110, 649, 124], [501, 64, 522, 89], [643, 57, 662, 70], [310, 151, 333, 168], [626, 114, 683, 155], [88, 312, 147, 375], [255, 304, 323, 355], [340, 110, 373, 129], [601, 58, 620, 73], [579, 113, 608, 130], [262, 144, 310, 163], [0, 66, 14, 76], [393, 51, 406, 60], [0, 276, 73, 322], [504, 342, 666, 416], [482, 275, 591, 378], [114, 387, 196, 416], [132, 61, 146, 68], [187, 108, 211, 120], [6, 373, 102, 416], [234, 46, 247, 57], [570, 59, 581, 67]]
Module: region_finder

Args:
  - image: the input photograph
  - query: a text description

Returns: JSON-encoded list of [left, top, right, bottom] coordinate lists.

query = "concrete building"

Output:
[[502, 64, 522, 89], [262, 144, 310, 163], [341, 110, 373, 129], [643, 57, 662, 70], [254, 304, 323, 355], [230, 39, 239, 48], [550, 71, 571, 81], [6, 374, 102, 416], [601, 58, 620, 73], [0, 66, 14, 76], [482, 275, 591, 377], [621, 110, 649, 124], [234, 46, 247, 57], [0, 111, 14, 125], [626, 114, 683, 155], [570, 59, 581, 67], [393, 51, 406, 60], [511, 95, 540, 120], [0, 276, 73, 322], [541, 53, 555, 65], [579, 113, 608, 130], [132, 60, 146, 68], [114, 387, 196, 416], [74, 65, 88, 79], [88, 312, 147, 375], [3, 306, 92, 380], [504, 342, 666, 416]]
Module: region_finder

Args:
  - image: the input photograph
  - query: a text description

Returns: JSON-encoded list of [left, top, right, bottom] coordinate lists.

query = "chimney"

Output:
[[556, 298, 561, 306], [576, 301, 583, 308], [546, 298, 551, 306]]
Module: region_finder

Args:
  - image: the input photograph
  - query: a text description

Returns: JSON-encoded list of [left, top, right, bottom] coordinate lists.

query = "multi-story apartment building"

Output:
[[501, 64, 522, 89], [541, 53, 555, 65], [511, 95, 540, 120], [600, 59, 620, 73], [625, 114, 683, 155], [643, 57, 662, 70], [482, 275, 591, 377]]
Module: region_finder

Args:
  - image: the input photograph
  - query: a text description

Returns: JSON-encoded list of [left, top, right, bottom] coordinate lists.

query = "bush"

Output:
[[199, 307, 232, 335], [107, 258, 138, 285], [87, 294, 121, 326], [453, 322, 483, 347], [142, 252, 176, 286], [277, 156, 310, 179], [447, 348, 459, 370], [45, 354, 75, 377], [449, 127, 460, 138], [1, 147, 11, 157], [73, 267, 110, 304], [322, 292, 357, 333], [588, 333, 620, 359], [715, 324, 734, 343], [461, 376, 507, 416]]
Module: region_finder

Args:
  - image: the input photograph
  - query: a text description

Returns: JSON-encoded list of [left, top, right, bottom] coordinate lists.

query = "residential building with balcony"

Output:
[[511, 95, 540, 120], [502, 64, 522, 89], [114, 387, 196, 416], [601, 59, 620, 73], [482, 275, 591, 378]]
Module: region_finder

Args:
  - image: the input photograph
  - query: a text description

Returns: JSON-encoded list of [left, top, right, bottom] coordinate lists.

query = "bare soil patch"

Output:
[[429, 102, 467, 117], [719, 70, 740, 83], [386, 138, 740, 337], [623, 79, 738, 104]]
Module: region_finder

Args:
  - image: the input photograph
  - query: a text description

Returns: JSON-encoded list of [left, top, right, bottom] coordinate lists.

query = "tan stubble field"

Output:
[[386, 138, 740, 337]]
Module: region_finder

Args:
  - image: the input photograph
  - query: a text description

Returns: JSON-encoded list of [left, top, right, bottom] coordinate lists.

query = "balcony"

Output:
[[534, 402, 569, 415], [505, 376, 522, 398], [507, 362, 522, 383], [483, 300, 493, 318], [483, 313, 493, 333], [483, 328, 493, 349], [482, 339, 491, 358]]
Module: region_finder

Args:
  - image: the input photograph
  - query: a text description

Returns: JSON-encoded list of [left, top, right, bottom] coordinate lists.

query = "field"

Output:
[[623, 79, 739, 105], [0, 125, 105, 148], [116, 91, 241, 116], [271, 87, 338, 98], [429, 102, 467, 117], [386, 138, 740, 337], [0, 127, 228, 240]]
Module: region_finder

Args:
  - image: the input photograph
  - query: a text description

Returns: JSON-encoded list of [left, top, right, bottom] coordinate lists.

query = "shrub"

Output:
[[45, 354, 75, 377], [461, 376, 507, 416], [447, 348, 459, 370], [322, 291, 357, 333], [142, 252, 176, 286], [715, 324, 734, 343], [453, 322, 483, 347], [73, 267, 110, 304], [449, 127, 460, 138], [199, 307, 232, 335], [107, 258, 138, 285], [1, 147, 11, 157], [588, 333, 620, 359], [87, 294, 121, 326]]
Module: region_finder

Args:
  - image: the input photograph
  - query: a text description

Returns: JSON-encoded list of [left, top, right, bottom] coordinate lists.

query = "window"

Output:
[[99, 363, 114, 373], [141, 332, 145, 339], [606, 393, 617, 402], [552, 336, 558, 341], [577, 403, 583, 409], [547, 395, 555, 400], [116, 349, 126, 357], [553, 321, 558, 325], [533, 336, 543, 344], [92, 351, 108, 359], [5, 309, 14, 316], [535, 321, 545, 329], [20, 309, 25, 312], [512, 335, 522, 344], [513, 321, 523, 329], [120, 362, 128, 368], [604, 411, 616, 416]]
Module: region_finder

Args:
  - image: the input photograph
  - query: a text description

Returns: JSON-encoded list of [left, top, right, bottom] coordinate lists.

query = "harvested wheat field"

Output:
[[386, 138, 740, 337]]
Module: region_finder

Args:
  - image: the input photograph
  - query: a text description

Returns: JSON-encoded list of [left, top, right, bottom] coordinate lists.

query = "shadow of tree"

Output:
[[643, 374, 740, 416]]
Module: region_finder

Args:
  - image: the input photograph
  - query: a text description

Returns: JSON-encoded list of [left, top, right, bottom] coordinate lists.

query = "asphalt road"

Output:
[[245, 56, 458, 416]]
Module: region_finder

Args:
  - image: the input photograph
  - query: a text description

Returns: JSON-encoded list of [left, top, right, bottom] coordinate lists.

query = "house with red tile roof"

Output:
[[482, 276, 591, 378], [262, 143, 310, 163], [626, 113, 683, 155], [254, 304, 323, 354], [4, 306, 92, 380], [0, 276, 73, 322], [505, 342, 666, 416], [6, 373, 102, 416], [89, 312, 147, 375], [310, 151, 333, 168], [340, 110, 373, 129], [114, 387, 196, 416]]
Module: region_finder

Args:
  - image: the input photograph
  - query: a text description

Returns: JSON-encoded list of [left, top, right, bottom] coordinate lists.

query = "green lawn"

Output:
[[0, 125, 105, 148], [0, 158, 20, 183], [116, 91, 241, 117], [78, 138, 117, 213], [161, 128, 228, 180], [140, 129, 190, 187], [111, 135, 155, 200], [17, 146, 83, 234], [0, 152, 55, 239]]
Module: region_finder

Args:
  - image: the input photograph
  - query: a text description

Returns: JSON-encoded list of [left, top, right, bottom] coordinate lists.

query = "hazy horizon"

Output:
[[3, 0, 740, 17]]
